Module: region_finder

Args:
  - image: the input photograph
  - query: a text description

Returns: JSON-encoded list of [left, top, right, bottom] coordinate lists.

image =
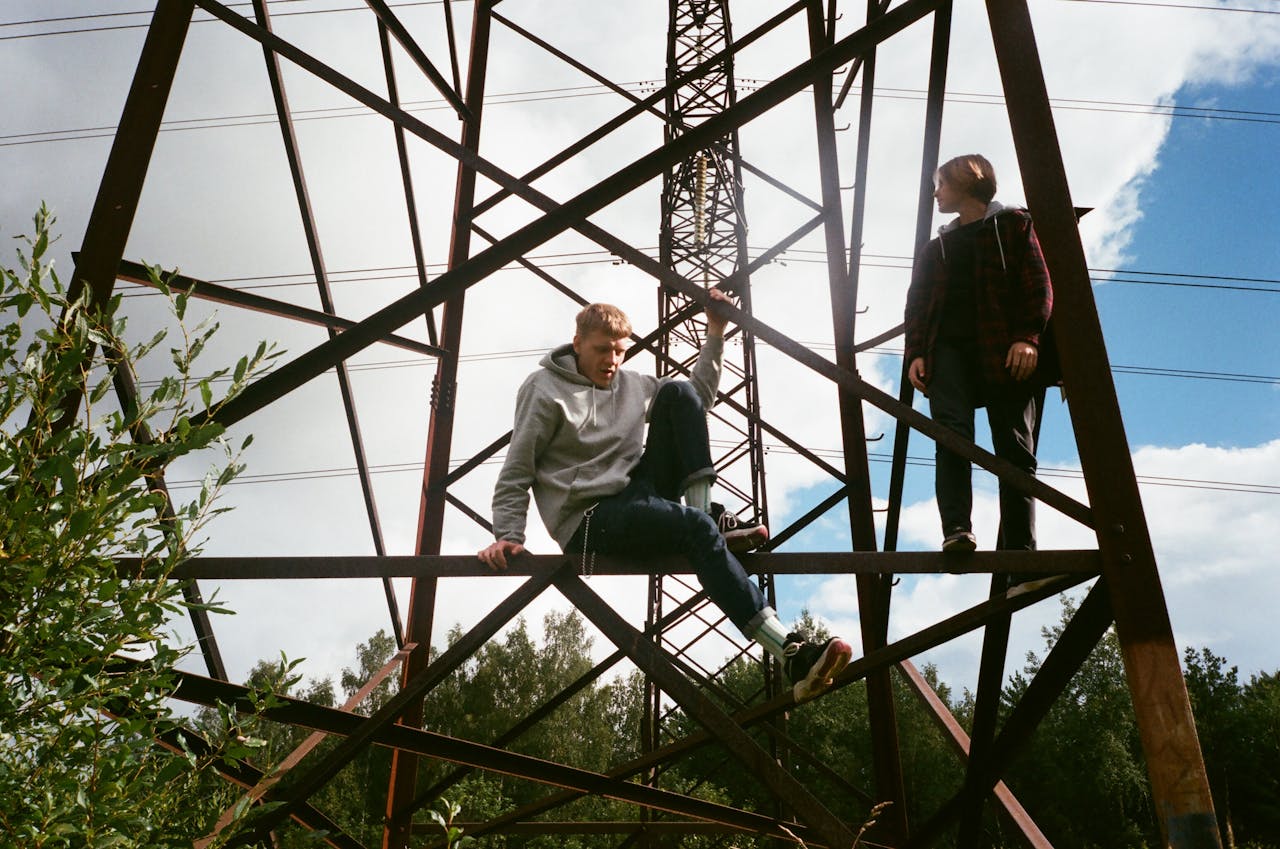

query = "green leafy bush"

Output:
[[0, 205, 278, 847]]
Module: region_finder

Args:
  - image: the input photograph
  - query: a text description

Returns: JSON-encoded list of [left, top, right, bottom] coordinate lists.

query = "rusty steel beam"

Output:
[[806, 2, 907, 839], [469, 0, 810, 219], [60, 0, 192, 341], [149, 549, 1102, 580], [433, 821, 768, 835], [553, 571, 858, 849], [362, 0, 470, 120], [229, 566, 557, 845], [492, 9, 667, 123], [907, 580, 1114, 849], [407, 591, 714, 815], [189, 0, 1094, 538], [376, 17, 440, 347], [897, 659, 1052, 849], [956, 573, 1016, 845], [464, 572, 1087, 839], [250, 0, 404, 648], [986, 3, 1221, 846], [163, 666, 822, 844], [764, 485, 851, 550], [58, 0, 229, 683], [188, 0, 943, 426], [384, 2, 496, 841], [884, 0, 951, 554], [184, 0, 1094, 539], [114, 259, 445, 357], [440, 0, 462, 94], [832, 0, 892, 110], [101, 694, 366, 849], [198, 644, 413, 847]]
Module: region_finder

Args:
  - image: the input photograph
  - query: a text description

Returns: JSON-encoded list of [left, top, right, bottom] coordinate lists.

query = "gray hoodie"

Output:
[[492, 335, 723, 549]]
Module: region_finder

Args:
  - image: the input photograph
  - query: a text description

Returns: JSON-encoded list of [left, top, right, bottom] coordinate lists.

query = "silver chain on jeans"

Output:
[[580, 505, 597, 578]]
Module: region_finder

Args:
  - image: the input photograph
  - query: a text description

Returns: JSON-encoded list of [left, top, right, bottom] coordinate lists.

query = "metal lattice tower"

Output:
[[65, 1, 1226, 847], [644, 0, 780, 802]]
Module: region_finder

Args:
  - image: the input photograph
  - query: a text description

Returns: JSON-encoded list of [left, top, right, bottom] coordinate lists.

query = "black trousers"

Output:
[[927, 340, 1038, 551]]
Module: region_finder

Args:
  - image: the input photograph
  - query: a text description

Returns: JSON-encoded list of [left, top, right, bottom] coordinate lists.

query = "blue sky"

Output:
[[1, 1, 1277, 694], [1100, 77, 1279, 450]]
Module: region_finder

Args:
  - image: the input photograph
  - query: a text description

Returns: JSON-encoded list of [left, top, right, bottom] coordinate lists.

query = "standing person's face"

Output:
[[573, 330, 630, 388], [934, 174, 965, 214]]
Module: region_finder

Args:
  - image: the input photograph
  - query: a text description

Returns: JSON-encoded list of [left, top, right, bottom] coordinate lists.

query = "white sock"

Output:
[[683, 479, 712, 513], [752, 614, 791, 662]]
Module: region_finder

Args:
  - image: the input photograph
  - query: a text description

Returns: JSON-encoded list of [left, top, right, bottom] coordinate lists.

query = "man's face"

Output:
[[573, 330, 630, 388], [934, 175, 963, 214]]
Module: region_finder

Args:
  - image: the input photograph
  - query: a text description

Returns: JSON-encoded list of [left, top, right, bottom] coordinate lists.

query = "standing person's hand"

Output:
[[1005, 341, 1039, 381], [478, 539, 525, 571], [705, 288, 735, 337], [908, 357, 928, 392]]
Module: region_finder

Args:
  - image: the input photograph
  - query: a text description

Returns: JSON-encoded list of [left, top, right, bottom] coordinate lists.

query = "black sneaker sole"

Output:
[[793, 638, 852, 703]]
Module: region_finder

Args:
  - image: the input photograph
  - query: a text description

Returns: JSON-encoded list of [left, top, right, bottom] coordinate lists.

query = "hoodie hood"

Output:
[[936, 200, 1023, 270], [541, 342, 614, 428], [937, 200, 1018, 235], [541, 343, 594, 385]]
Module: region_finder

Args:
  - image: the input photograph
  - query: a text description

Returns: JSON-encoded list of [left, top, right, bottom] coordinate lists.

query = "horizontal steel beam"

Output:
[[114, 259, 446, 358], [140, 550, 1102, 580], [163, 669, 820, 844]]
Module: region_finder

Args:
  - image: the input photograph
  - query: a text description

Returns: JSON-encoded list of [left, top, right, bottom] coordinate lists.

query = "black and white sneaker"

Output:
[[782, 632, 853, 703], [710, 502, 769, 554]]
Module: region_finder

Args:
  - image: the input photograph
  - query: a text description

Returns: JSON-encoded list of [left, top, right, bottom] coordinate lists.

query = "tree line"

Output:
[[205, 601, 1279, 849]]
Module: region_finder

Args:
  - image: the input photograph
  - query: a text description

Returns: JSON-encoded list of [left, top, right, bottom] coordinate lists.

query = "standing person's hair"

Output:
[[575, 303, 632, 339], [937, 154, 998, 204]]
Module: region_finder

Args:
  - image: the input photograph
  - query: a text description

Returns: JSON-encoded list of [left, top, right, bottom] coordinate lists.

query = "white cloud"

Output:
[[800, 438, 1280, 691]]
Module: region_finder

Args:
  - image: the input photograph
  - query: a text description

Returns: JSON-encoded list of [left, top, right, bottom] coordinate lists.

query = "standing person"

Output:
[[904, 154, 1055, 553], [478, 290, 851, 702]]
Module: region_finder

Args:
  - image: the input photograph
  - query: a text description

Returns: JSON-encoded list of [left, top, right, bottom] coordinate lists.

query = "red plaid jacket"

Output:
[[904, 205, 1056, 389]]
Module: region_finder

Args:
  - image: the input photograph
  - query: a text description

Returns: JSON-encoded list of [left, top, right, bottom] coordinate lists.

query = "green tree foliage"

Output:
[[1185, 647, 1280, 846], [0, 206, 278, 847]]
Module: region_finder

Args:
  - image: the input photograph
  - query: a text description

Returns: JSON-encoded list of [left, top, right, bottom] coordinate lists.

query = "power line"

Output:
[[113, 247, 1280, 301], [1058, 0, 1279, 13], [0, 1, 450, 42], [7, 81, 1275, 149], [159, 439, 1279, 497]]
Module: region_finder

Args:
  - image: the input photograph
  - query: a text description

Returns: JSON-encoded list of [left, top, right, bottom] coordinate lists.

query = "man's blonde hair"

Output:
[[937, 154, 998, 205], [575, 303, 632, 339]]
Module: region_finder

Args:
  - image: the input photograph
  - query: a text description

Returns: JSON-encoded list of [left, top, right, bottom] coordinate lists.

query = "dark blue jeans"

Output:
[[928, 340, 1038, 551], [565, 380, 772, 636]]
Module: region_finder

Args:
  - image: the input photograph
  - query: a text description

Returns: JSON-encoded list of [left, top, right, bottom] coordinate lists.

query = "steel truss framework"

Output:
[[74, 0, 1222, 846]]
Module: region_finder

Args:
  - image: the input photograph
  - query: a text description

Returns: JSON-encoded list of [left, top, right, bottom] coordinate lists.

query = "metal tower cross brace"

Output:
[[71, 0, 1224, 846]]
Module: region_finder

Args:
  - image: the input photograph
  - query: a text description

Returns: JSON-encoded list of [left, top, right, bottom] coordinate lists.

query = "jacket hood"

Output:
[[541, 343, 595, 386], [938, 200, 1021, 235]]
